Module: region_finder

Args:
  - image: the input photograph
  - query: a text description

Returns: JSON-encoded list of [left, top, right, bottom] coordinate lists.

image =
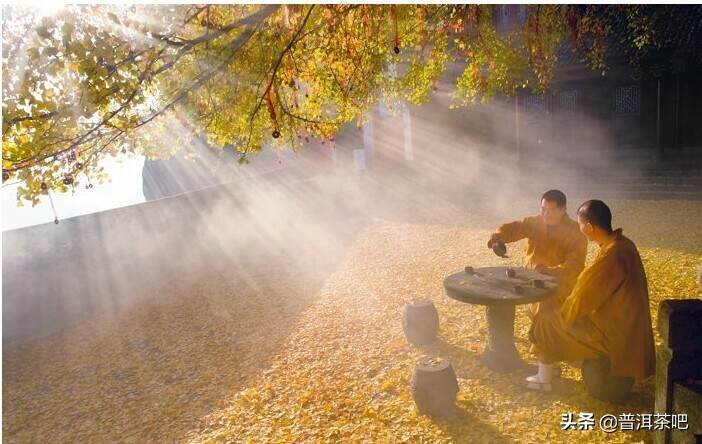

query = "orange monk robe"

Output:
[[529, 229, 656, 380], [496, 214, 587, 307]]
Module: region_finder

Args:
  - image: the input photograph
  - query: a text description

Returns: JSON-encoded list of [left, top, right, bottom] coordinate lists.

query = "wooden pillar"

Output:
[[674, 75, 680, 149], [515, 93, 521, 163], [403, 105, 414, 161], [361, 115, 374, 170], [657, 78, 665, 161]]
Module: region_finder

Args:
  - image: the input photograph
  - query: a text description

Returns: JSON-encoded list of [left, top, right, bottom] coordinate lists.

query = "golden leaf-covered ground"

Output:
[[3, 197, 701, 443]]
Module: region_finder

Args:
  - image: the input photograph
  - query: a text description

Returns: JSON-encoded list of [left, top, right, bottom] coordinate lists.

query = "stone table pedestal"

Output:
[[444, 266, 558, 373]]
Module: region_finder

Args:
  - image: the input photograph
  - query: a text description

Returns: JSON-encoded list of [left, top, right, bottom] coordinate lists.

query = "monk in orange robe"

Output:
[[488, 189, 587, 313], [527, 199, 656, 391]]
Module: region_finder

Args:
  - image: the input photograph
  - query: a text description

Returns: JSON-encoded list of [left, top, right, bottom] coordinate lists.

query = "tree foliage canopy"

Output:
[[2, 4, 699, 203]]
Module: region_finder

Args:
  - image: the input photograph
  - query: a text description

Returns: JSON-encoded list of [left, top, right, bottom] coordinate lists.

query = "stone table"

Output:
[[444, 266, 558, 373]]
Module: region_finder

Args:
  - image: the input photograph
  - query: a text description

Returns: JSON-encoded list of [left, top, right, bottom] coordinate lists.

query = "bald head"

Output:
[[577, 200, 613, 233]]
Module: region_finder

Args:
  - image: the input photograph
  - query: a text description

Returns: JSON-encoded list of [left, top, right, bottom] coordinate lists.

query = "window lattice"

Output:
[[523, 91, 579, 119], [558, 90, 578, 114], [524, 94, 548, 116], [613, 85, 640, 115]]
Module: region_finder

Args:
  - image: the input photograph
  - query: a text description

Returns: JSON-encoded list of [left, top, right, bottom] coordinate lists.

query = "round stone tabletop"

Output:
[[444, 266, 558, 306]]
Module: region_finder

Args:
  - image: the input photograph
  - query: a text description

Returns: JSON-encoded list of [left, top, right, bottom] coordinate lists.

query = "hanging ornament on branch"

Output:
[[48, 190, 59, 224], [265, 86, 280, 139], [568, 8, 579, 52], [471, 5, 481, 30], [391, 6, 400, 54], [84, 171, 94, 189], [283, 4, 290, 29], [416, 6, 428, 58]]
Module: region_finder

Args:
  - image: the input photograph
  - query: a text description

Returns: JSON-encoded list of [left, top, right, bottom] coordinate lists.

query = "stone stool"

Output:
[[581, 357, 634, 403]]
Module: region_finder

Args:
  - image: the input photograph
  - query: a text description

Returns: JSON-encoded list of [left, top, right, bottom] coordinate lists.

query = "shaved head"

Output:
[[577, 200, 613, 233]]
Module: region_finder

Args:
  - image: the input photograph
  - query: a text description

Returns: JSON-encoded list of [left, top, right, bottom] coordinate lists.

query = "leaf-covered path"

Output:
[[3, 196, 701, 443]]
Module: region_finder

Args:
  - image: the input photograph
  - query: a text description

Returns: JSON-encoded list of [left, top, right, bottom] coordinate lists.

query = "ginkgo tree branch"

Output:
[[133, 11, 270, 131], [250, 5, 315, 127], [3, 5, 278, 172], [4, 4, 702, 200]]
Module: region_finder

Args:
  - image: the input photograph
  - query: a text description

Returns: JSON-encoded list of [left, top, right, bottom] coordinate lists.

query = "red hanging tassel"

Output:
[[265, 87, 280, 138], [567, 9, 578, 51], [391, 6, 400, 54]]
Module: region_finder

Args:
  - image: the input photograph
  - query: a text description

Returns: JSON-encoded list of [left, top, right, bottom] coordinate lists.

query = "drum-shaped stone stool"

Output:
[[402, 299, 439, 346], [411, 356, 459, 418]]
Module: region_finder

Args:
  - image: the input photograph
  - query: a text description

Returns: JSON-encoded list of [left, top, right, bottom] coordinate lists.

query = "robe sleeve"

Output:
[[495, 217, 533, 243], [543, 234, 587, 282], [560, 247, 626, 328]]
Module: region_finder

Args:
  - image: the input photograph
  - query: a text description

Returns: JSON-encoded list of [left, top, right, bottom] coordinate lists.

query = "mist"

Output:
[[3, 61, 702, 443], [4, 62, 697, 343]]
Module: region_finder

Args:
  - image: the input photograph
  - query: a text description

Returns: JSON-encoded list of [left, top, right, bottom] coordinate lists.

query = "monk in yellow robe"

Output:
[[488, 190, 587, 312], [527, 199, 656, 391]]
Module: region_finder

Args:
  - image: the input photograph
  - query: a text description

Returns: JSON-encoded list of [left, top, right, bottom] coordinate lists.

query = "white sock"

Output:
[[526, 362, 554, 384]]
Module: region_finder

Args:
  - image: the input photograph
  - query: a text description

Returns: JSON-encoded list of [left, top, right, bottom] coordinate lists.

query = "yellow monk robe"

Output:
[[496, 214, 587, 307], [529, 229, 656, 380]]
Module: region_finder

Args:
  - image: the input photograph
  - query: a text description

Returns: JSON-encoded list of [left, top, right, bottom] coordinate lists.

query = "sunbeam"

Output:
[[3, 4, 702, 444]]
